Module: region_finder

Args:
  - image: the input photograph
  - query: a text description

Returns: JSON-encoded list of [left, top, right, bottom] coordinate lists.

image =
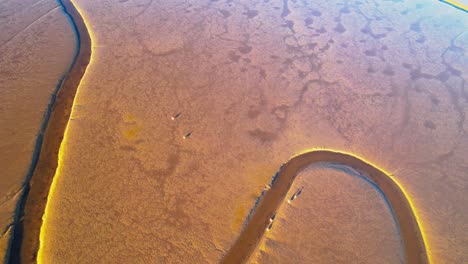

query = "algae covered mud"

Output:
[[8, 0, 92, 262], [221, 150, 428, 264]]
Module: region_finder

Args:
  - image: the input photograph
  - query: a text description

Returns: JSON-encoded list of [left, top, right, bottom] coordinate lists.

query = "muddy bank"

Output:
[[8, 0, 91, 262], [221, 150, 428, 264]]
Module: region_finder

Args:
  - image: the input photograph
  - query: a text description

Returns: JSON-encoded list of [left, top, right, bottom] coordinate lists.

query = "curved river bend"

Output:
[[9, 0, 429, 263], [221, 150, 429, 264]]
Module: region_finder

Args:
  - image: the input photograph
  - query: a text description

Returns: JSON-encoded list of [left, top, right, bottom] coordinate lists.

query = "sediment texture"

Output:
[[222, 150, 427, 263], [9, 0, 92, 262], [0, 0, 76, 261], [26, 0, 468, 263]]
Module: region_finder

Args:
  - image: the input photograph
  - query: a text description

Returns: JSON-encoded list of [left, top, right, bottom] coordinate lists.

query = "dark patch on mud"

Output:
[[238, 45, 253, 54], [424, 120, 436, 130], [244, 9, 258, 19], [248, 129, 276, 143]]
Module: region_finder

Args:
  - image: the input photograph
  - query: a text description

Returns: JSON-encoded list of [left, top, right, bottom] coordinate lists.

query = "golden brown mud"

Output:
[[0, 0, 77, 261], [10, 0, 91, 262], [221, 150, 428, 264], [35, 0, 468, 263]]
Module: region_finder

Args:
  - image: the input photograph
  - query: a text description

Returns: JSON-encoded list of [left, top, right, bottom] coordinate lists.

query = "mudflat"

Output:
[[0, 0, 75, 261], [221, 150, 427, 263], [8, 0, 468, 263]]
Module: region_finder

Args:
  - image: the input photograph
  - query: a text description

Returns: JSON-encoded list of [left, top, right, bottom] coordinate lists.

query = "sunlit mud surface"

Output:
[[42, 0, 467, 263], [0, 0, 76, 260], [252, 167, 403, 263]]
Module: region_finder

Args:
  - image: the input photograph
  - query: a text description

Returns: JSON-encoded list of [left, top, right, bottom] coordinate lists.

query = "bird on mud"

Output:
[[183, 131, 192, 139], [171, 112, 182, 120]]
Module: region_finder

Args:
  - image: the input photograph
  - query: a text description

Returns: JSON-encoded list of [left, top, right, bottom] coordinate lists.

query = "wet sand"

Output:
[[34, 0, 468, 262], [221, 150, 428, 264], [7, 0, 91, 262], [252, 167, 403, 263], [0, 0, 76, 262], [440, 0, 468, 12]]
